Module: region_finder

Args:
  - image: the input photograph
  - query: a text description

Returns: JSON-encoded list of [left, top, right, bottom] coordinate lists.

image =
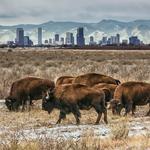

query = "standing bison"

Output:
[[72, 73, 121, 86], [55, 76, 75, 86], [42, 83, 108, 124], [5, 77, 55, 111], [110, 82, 150, 116], [93, 83, 117, 103]]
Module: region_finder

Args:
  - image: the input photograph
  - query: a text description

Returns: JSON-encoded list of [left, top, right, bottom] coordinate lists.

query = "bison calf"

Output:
[[42, 83, 108, 124], [110, 82, 150, 116]]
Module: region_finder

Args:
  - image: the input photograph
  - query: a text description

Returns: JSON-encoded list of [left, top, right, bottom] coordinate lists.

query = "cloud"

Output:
[[0, 0, 150, 25]]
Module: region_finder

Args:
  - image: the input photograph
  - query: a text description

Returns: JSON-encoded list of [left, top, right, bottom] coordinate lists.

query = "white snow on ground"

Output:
[[0, 100, 150, 142], [0, 100, 5, 109]]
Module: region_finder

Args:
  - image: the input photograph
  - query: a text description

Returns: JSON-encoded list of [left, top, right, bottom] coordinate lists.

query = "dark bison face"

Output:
[[110, 99, 123, 115], [42, 90, 55, 114], [5, 98, 12, 111], [5, 97, 20, 111]]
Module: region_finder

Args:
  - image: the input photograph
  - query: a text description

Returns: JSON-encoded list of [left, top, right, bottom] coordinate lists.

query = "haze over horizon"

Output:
[[0, 0, 150, 25]]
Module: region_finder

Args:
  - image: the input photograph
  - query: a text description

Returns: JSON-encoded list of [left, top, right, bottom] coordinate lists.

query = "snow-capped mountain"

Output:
[[0, 19, 150, 44]]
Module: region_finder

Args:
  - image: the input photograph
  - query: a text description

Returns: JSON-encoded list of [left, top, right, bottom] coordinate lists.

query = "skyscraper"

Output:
[[16, 28, 24, 46], [89, 36, 96, 45], [129, 36, 140, 45], [116, 34, 120, 45], [90, 36, 94, 43], [60, 37, 65, 45], [38, 27, 42, 45], [76, 27, 85, 47], [24, 36, 33, 46], [24, 36, 30, 46], [65, 32, 74, 45], [55, 34, 59, 42], [102, 36, 107, 45]]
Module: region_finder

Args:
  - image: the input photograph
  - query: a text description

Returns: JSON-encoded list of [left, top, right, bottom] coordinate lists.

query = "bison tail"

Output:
[[115, 79, 121, 85]]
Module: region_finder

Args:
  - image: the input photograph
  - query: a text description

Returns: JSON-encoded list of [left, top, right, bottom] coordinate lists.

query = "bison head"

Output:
[[5, 97, 16, 111], [42, 89, 55, 114], [5, 97, 21, 111], [110, 99, 123, 115], [5, 98, 12, 111]]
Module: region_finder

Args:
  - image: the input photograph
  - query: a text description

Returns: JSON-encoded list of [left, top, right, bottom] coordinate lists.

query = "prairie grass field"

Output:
[[0, 48, 150, 150]]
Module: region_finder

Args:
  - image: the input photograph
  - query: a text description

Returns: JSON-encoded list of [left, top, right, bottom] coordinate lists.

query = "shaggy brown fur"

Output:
[[93, 83, 117, 102], [55, 76, 75, 86], [72, 73, 121, 87], [42, 83, 108, 124], [5, 77, 55, 111], [110, 82, 150, 116]]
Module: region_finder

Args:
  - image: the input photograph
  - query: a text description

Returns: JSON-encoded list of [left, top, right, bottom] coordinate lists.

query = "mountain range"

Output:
[[0, 19, 150, 44]]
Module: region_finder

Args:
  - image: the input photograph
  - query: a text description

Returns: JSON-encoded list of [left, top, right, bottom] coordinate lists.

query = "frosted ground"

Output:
[[0, 100, 149, 143]]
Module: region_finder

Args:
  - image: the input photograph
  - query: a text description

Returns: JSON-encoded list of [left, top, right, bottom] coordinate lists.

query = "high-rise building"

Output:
[[122, 39, 128, 45], [55, 34, 59, 42], [60, 37, 65, 45], [129, 36, 140, 45], [16, 28, 24, 46], [49, 38, 52, 44], [38, 27, 42, 45], [65, 32, 74, 45], [76, 27, 85, 47], [44, 40, 49, 45], [116, 34, 120, 45], [89, 36, 96, 45], [90, 36, 94, 42], [24, 36, 33, 46], [24, 36, 30, 46], [102, 36, 107, 45]]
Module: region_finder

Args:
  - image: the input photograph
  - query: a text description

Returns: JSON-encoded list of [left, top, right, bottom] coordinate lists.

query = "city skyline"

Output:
[[7, 27, 143, 47], [0, 0, 150, 25]]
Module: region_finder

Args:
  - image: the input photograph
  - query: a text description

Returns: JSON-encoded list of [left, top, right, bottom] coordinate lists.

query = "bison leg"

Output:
[[93, 104, 103, 124], [146, 103, 150, 116], [124, 102, 133, 116], [95, 112, 102, 125], [56, 110, 66, 124], [94, 105, 108, 124], [71, 105, 81, 125], [26, 96, 32, 111], [21, 100, 26, 112], [132, 104, 136, 116], [103, 109, 108, 124], [12, 101, 20, 112]]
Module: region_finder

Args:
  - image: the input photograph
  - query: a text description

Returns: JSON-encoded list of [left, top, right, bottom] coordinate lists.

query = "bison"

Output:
[[55, 76, 75, 86], [5, 77, 55, 111], [72, 73, 121, 87], [93, 83, 117, 103], [110, 82, 150, 116], [42, 83, 108, 124]]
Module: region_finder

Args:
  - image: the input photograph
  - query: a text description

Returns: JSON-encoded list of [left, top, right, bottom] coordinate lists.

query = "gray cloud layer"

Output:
[[0, 0, 150, 25]]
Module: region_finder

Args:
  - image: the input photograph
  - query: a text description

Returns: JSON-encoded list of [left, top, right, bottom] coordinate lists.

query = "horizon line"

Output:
[[1, 19, 150, 27]]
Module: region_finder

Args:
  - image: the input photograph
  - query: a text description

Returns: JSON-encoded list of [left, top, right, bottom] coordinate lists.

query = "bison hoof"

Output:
[[95, 122, 99, 125], [56, 120, 61, 124], [105, 121, 108, 124], [76, 122, 80, 125]]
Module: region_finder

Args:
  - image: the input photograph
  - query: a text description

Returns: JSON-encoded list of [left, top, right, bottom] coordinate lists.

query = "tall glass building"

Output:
[[16, 28, 24, 46], [76, 27, 85, 47], [38, 27, 42, 45]]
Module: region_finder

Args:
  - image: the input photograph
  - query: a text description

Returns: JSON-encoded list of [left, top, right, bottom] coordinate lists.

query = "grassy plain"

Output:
[[0, 48, 150, 150]]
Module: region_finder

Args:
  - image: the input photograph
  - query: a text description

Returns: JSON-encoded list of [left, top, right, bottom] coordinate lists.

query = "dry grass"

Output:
[[0, 48, 150, 149], [0, 48, 150, 98]]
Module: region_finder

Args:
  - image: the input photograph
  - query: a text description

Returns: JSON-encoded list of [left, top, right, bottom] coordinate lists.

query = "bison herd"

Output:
[[5, 73, 150, 124]]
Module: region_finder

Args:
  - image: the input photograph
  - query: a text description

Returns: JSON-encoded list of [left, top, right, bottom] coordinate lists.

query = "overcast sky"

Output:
[[0, 0, 150, 25]]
